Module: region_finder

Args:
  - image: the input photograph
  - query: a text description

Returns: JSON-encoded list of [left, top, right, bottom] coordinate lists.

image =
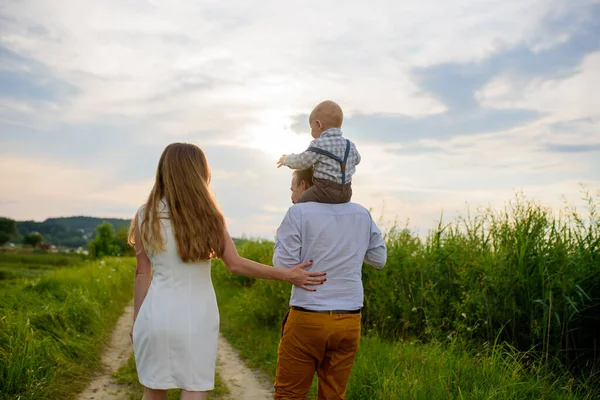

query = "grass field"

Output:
[[0, 251, 86, 281], [0, 255, 134, 400]]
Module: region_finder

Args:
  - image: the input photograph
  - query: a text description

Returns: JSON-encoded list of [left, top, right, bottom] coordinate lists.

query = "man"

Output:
[[273, 168, 387, 399]]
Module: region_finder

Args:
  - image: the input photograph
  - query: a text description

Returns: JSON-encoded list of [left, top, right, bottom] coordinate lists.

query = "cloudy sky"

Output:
[[1, 0, 599, 238]]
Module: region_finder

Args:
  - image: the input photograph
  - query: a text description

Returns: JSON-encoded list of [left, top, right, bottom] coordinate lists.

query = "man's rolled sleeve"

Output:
[[273, 206, 302, 269], [364, 218, 387, 268]]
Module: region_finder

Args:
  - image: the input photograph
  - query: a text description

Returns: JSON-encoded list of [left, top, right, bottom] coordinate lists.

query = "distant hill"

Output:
[[16, 216, 131, 248]]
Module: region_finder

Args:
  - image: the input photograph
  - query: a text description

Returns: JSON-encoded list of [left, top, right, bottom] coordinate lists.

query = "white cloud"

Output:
[[0, 0, 577, 132], [476, 51, 600, 121]]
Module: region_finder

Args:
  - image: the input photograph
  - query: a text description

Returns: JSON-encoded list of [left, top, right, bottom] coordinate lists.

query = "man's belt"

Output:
[[291, 306, 361, 314]]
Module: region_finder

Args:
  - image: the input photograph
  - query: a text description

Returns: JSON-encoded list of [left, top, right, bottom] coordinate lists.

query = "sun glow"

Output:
[[243, 113, 310, 160]]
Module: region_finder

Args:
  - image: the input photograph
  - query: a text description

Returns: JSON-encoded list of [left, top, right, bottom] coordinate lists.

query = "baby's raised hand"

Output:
[[277, 154, 287, 168]]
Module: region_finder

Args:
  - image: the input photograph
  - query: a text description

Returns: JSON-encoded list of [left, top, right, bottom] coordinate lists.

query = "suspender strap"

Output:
[[306, 139, 351, 184], [341, 139, 350, 184], [305, 146, 343, 163]]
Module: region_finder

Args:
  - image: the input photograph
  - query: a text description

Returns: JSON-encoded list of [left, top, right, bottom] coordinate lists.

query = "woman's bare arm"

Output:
[[132, 222, 152, 329], [219, 230, 325, 291]]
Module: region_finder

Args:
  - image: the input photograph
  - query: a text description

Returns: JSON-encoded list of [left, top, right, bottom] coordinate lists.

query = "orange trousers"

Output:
[[274, 308, 361, 400]]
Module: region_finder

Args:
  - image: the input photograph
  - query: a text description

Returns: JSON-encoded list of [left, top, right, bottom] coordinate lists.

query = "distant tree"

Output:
[[0, 217, 18, 245], [16, 220, 44, 237], [60, 236, 88, 249], [23, 233, 43, 248], [0, 232, 10, 246], [114, 226, 135, 256], [88, 221, 120, 258]]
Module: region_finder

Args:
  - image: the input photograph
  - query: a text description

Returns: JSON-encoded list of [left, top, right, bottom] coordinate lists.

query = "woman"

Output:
[[128, 143, 326, 400]]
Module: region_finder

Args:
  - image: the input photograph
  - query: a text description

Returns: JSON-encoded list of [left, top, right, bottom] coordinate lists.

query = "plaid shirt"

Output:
[[283, 128, 361, 184]]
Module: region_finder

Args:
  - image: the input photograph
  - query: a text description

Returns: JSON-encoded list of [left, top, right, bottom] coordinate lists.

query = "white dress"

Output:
[[133, 204, 219, 391]]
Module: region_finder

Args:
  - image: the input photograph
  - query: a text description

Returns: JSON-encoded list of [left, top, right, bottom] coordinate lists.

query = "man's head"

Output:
[[309, 100, 343, 139], [290, 168, 313, 204]]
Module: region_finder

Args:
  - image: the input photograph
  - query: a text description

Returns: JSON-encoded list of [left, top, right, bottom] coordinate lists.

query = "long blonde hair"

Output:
[[128, 143, 226, 261]]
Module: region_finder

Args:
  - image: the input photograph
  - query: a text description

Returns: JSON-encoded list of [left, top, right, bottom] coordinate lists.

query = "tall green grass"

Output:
[[0, 261, 58, 280], [346, 337, 595, 399], [0, 257, 134, 400], [362, 192, 599, 370]]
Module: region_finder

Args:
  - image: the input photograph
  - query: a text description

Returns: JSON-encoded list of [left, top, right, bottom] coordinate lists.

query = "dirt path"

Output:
[[216, 334, 274, 400], [79, 304, 273, 400], [78, 304, 134, 400]]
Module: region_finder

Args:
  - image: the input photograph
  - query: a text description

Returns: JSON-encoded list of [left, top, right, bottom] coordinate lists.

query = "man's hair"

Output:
[[294, 168, 313, 187]]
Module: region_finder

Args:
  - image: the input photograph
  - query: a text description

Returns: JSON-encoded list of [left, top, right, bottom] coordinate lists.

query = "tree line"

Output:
[[0, 216, 134, 256]]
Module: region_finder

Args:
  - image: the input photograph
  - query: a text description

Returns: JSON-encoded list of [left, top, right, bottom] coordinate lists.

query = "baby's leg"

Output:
[[296, 185, 320, 203], [304, 179, 351, 204], [324, 182, 352, 204]]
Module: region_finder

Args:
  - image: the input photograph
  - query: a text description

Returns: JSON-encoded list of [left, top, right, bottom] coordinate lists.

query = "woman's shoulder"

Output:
[[136, 204, 147, 219], [136, 200, 169, 220]]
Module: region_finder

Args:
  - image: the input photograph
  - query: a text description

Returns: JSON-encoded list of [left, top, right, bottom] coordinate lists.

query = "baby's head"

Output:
[[309, 100, 343, 139]]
